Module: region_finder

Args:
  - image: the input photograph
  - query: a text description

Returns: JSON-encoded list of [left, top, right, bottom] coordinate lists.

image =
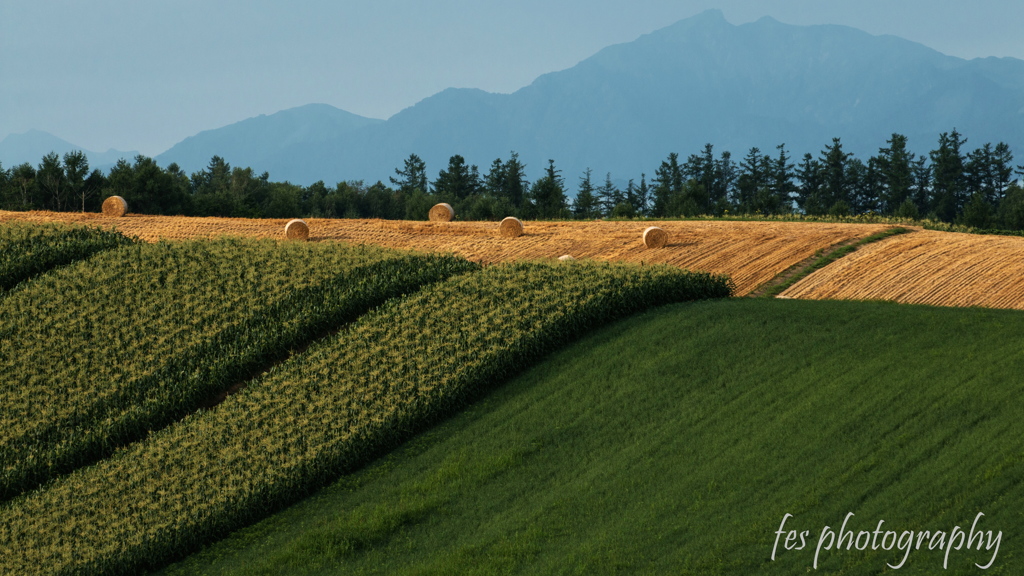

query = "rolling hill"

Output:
[[2, 216, 1022, 574], [154, 103, 383, 178], [153, 298, 1024, 575]]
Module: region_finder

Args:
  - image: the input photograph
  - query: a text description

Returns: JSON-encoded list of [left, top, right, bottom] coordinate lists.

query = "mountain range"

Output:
[[0, 130, 138, 174], [8, 10, 1024, 186]]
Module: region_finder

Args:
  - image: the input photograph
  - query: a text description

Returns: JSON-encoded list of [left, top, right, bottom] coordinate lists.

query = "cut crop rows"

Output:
[[0, 260, 731, 576], [778, 230, 1024, 309]]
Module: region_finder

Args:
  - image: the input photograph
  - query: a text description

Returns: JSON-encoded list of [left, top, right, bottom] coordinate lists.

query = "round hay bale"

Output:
[[642, 226, 668, 249], [101, 196, 128, 217], [557, 254, 574, 261], [285, 219, 309, 241], [498, 216, 524, 238], [428, 203, 455, 222]]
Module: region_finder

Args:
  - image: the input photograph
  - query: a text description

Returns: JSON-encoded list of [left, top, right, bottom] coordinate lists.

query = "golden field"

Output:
[[6, 210, 1024, 309], [0, 210, 893, 296], [779, 229, 1024, 310]]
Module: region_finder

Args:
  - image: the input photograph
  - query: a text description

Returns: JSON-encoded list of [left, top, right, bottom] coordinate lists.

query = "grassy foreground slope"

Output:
[[158, 299, 1023, 575]]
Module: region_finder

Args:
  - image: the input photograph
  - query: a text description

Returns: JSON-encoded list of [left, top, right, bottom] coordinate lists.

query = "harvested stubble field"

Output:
[[0, 210, 892, 296], [779, 229, 1024, 310]]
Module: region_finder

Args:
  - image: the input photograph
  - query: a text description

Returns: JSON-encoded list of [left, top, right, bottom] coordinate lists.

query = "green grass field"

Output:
[[154, 298, 1023, 575]]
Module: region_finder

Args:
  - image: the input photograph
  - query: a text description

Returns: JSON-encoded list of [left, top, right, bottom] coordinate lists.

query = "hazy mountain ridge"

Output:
[[0, 130, 138, 173], [259, 10, 1024, 185], [9, 10, 1024, 185], [154, 103, 384, 175]]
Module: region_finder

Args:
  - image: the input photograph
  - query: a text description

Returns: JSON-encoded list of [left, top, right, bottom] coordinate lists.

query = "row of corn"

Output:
[[0, 222, 134, 295], [0, 234, 475, 500]]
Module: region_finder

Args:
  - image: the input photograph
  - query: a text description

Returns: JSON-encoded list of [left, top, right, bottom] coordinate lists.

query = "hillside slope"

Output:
[[0, 260, 728, 576], [155, 298, 1024, 575], [6, 212, 1024, 309]]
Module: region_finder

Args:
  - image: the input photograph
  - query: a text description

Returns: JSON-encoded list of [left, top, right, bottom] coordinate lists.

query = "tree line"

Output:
[[2, 130, 1023, 229]]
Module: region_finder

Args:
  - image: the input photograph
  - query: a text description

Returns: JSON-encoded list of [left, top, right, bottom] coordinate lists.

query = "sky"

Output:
[[2, 0, 1023, 156]]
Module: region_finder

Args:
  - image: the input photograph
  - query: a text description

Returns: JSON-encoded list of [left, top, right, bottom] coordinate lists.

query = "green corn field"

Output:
[[0, 222, 135, 294], [0, 235, 477, 500]]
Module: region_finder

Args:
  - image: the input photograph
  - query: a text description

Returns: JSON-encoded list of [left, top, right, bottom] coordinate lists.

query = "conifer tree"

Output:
[[930, 130, 967, 222], [390, 153, 428, 195], [432, 154, 480, 201], [596, 172, 623, 215], [651, 153, 683, 217], [530, 159, 568, 219], [875, 134, 914, 214], [572, 168, 601, 219]]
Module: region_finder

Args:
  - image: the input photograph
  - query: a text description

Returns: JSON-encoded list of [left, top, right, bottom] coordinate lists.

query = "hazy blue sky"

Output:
[[3, 1, 1023, 155]]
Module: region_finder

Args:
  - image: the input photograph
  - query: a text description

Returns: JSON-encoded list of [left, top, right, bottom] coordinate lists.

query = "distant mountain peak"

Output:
[[155, 103, 384, 173], [156, 15, 1024, 186], [689, 8, 728, 22], [648, 9, 732, 39], [752, 15, 782, 25]]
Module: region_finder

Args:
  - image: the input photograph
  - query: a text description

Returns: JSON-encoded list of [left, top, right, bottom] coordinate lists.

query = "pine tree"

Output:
[[530, 159, 568, 219], [390, 153, 428, 195], [992, 143, 1014, 198], [736, 147, 767, 213], [712, 149, 736, 210], [596, 172, 623, 215], [848, 157, 882, 214], [36, 152, 67, 212], [929, 130, 967, 222], [965, 143, 996, 205], [432, 154, 480, 202], [502, 152, 529, 209], [796, 153, 825, 215], [819, 138, 854, 214], [651, 153, 683, 217], [875, 134, 914, 214], [484, 158, 505, 197], [769, 144, 796, 214], [684, 144, 734, 212], [573, 168, 601, 219]]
